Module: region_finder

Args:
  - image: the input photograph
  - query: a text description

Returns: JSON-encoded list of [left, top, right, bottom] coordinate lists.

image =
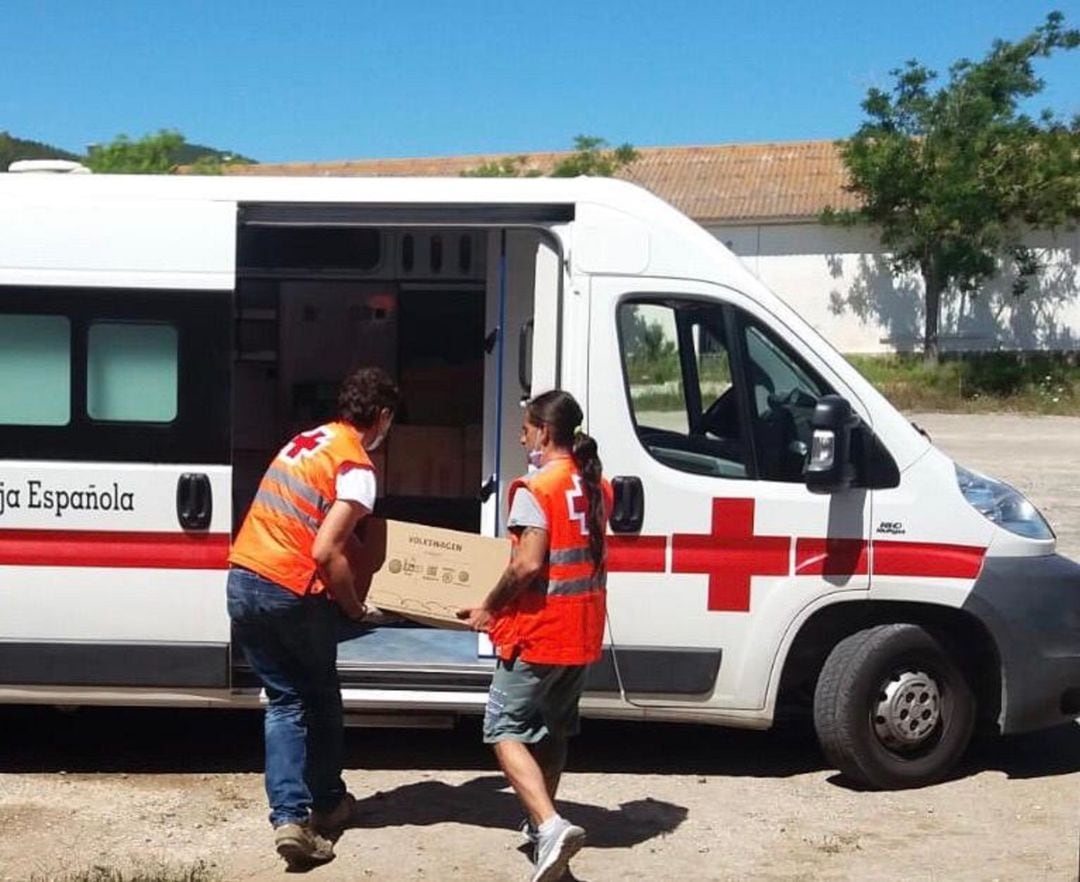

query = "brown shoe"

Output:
[[311, 793, 357, 836], [274, 822, 335, 868]]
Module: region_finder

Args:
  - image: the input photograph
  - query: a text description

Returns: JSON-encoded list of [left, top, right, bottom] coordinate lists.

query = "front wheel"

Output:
[[813, 623, 976, 790]]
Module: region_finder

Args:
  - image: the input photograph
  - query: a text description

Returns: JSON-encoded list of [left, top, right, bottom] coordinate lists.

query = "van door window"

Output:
[[617, 300, 748, 479], [739, 319, 830, 482], [0, 288, 229, 464], [87, 322, 179, 423], [0, 314, 71, 426]]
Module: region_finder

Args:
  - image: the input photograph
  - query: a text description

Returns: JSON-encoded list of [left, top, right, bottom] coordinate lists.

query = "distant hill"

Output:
[[172, 142, 256, 165], [0, 131, 256, 170], [0, 132, 80, 169]]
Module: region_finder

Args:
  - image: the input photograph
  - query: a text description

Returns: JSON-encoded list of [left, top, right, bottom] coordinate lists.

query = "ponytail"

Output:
[[571, 431, 607, 578]]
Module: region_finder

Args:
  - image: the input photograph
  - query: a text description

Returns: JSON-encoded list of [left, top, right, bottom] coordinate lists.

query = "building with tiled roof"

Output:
[[226, 141, 1078, 353], [225, 141, 861, 225]]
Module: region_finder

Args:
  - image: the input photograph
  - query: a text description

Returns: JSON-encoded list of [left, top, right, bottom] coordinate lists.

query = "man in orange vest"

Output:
[[459, 390, 612, 882], [227, 366, 399, 868]]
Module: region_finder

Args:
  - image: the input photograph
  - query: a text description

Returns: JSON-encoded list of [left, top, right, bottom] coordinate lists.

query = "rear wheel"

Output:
[[813, 623, 976, 790]]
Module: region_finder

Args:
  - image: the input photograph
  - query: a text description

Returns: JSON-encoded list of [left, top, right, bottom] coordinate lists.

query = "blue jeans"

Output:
[[227, 567, 346, 828]]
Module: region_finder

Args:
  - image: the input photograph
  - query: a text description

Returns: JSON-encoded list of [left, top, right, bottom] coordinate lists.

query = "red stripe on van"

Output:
[[0, 529, 231, 569], [795, 538, 869, 576], [873, 540, 986, 579], [607, 535, 666, 572]]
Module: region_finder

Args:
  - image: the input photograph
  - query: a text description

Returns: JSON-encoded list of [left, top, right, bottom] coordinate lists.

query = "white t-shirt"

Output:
[[508, 487, 548, 531], [335, 465, 377, 513]]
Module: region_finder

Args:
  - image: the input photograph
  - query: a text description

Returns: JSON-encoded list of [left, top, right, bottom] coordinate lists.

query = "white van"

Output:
[[0, 172, 1076, 790]]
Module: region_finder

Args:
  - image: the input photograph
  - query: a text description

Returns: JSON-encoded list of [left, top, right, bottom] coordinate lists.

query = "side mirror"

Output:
[[805, 395, 860, 494]]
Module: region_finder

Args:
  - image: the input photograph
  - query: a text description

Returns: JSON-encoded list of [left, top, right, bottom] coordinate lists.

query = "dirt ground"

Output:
[[1, 413, 1078, 882]]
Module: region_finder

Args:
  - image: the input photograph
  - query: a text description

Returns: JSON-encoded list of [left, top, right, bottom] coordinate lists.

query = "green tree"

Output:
[[461, 135, 638, 178], [83, 130, 254, 174], [823, 12, 1080, 361], [85, 129, 187, 174], [550, 135, 639, 177]]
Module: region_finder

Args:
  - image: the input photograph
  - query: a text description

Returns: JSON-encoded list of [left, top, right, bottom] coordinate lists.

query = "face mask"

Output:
[[527, 444, 543, 471], [367, 428, 387, 452], [366, 414, 391, 451]]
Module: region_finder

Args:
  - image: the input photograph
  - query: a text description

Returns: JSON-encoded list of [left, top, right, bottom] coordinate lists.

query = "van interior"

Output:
[[232, 220, 548, 689]]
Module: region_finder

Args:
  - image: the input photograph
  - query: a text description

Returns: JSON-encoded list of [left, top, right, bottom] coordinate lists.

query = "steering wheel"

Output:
[[768, 387, 818, 411], [696, 387, 737, 437]]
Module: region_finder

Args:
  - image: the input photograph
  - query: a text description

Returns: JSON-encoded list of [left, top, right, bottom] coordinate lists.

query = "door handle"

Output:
[[610, 475, 644, 533], [177, 473, 213, 531], [518, 318, 534, 397], [478, 474, 498, 503]]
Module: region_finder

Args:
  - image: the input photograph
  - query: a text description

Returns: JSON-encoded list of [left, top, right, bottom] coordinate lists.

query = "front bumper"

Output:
[[962, 553, 1080, 734]]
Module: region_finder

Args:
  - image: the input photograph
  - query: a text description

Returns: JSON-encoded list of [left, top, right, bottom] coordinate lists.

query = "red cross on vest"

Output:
[[565, 475, 589, 536], [283, 428, 327, 460], [671, 498, 790, 612]]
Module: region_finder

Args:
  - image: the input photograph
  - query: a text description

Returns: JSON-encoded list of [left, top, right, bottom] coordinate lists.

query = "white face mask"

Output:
[[367, 427, 387, 452], [366, 414, 391, 451], [527, 444, 543, 471]]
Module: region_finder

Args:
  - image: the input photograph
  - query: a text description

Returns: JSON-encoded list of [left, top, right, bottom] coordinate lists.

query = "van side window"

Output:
[[618, 300, 748, 479], [0, 288, 229, 464], [0, 314, 71, 426], [740, 319, 829, 482], [87, 322, 178, 423]]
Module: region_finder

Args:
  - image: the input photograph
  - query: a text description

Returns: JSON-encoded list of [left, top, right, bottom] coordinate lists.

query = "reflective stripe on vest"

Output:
[[547, 574, 597, 596], [549, 547, 593, 566], [264, 464, 333, 515], [251, 487, 321, 534]]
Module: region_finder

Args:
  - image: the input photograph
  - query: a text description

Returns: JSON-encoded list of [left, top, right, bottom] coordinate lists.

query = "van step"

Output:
[[343, 712, 455, 729]]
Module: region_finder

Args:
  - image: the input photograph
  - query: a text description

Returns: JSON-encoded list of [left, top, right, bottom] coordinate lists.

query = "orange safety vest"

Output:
[[229, 421, 374, 596], [490, 456, 613, 665]]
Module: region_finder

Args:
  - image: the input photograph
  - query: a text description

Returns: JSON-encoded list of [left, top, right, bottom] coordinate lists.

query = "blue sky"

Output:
[[3, 0, 1078, 163]]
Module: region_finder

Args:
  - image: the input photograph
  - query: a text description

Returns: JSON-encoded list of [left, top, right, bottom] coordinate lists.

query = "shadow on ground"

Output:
[[341, 773, 685, 849], [1, 706, 1076, 784]]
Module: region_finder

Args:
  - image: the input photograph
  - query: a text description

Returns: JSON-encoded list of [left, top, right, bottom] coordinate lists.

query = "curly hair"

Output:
[[338, 367, 401, 428]]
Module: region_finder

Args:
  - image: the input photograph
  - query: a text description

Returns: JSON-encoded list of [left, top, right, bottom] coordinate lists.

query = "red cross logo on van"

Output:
[[282, 429, 329, 461], [671, 498, 790, 612], [608, 497, 790, 612]]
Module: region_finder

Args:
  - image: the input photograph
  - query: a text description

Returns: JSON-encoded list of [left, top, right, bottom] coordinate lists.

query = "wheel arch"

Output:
[[773, 599, 1002, 732]]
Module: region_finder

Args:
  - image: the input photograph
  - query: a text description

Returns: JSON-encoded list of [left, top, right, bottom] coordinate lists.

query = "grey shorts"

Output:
[[482, 657, 587, 744]]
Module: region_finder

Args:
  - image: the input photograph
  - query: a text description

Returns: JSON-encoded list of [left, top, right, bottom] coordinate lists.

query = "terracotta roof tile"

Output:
[[222, 140, 860, 222]]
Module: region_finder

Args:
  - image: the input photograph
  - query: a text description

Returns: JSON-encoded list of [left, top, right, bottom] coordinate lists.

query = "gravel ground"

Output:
[[1, 413, 1077, 882]]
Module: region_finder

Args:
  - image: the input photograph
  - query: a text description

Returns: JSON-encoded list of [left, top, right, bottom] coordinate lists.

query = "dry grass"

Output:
[[29, 863, 218, 882]]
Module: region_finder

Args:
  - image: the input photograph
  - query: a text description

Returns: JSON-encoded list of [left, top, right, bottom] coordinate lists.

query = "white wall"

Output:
[[707, 221, 1080, 354]]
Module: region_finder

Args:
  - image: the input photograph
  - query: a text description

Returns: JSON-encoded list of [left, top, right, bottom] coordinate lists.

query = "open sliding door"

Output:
[[480, 230, 564, 538]]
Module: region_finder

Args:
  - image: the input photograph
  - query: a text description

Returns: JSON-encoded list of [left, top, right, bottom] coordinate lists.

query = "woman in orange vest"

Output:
[[227, 366, 399, 869], [459, 389, 612, 882]]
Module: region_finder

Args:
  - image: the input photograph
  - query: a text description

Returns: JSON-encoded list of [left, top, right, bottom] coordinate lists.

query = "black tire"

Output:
[[813, 623, 976, 790]]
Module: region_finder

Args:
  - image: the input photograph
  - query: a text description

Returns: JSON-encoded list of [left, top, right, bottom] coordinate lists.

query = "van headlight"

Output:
[[955, 465, 1054, 541]]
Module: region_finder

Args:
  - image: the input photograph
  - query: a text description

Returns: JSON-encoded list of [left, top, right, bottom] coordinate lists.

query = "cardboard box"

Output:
[[353, 518, 509, 628]]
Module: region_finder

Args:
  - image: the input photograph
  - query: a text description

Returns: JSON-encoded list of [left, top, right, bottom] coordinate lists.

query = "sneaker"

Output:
[[311, 792, 357, 836], [530, 817, 585, 882], [274, 822, 335, 868], [519, 818, 538, 845]]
